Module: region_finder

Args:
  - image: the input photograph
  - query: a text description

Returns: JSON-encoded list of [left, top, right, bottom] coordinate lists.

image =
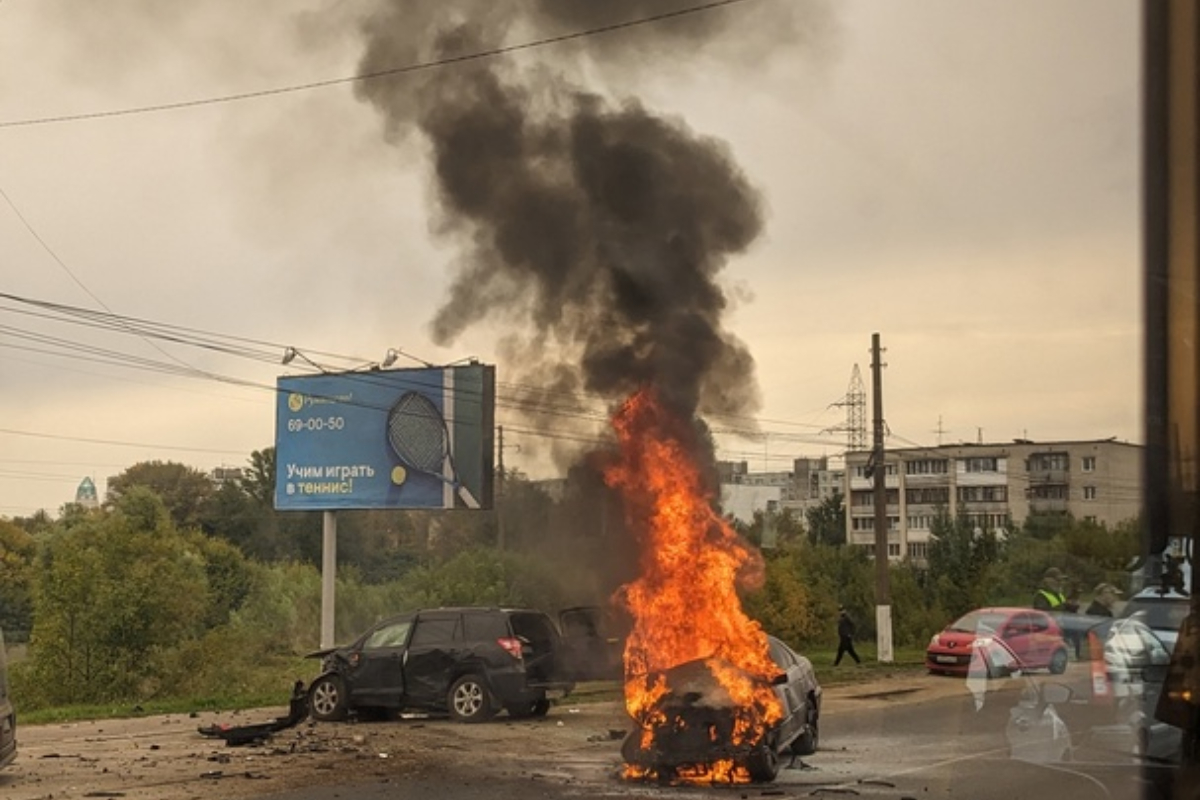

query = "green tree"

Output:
[[805, 492, 846, 546], [25, 489, 213, 704], [0, 518, 36, 639], [241, 448, 276, 506], [106, 460, 214, 530], [927, 509, 1006, 619]]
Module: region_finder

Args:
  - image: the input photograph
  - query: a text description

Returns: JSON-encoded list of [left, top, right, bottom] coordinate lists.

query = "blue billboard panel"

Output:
[[274, 364, 494, 511]]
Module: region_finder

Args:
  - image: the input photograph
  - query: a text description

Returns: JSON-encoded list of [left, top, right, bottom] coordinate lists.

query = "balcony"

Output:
[[1027, 469, 1069, 486], [1029, 497, 1069, 514]]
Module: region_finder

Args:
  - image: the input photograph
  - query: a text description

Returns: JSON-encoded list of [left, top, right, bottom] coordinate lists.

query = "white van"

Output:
[[0, 627, 14, 768]]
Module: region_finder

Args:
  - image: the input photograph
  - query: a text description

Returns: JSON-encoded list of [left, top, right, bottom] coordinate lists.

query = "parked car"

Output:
[[621, 635, 821, 783], [305, 607, 576, 723], [926, 607, 1069, 676], [0, 627, 15, 769], [1118, 586, 1190, 651]]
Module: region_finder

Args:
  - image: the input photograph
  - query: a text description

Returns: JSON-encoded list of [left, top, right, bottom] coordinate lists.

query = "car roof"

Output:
[[967, 606, 1047, 615], [1127, 588, 1190, 601]]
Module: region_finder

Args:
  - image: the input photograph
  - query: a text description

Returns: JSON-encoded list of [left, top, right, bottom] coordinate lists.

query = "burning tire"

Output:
[[308, 675, 348, 721], [744, 744, 780, 783], [448, 675, 495, 723]]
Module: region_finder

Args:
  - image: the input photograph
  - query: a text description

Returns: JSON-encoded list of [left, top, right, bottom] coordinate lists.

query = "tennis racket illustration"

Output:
[[386, 391, 480, 509]]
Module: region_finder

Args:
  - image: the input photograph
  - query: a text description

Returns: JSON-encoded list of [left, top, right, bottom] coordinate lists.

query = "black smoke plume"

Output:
[[352, 2, 819, 598], [352, 1, 815, 425]]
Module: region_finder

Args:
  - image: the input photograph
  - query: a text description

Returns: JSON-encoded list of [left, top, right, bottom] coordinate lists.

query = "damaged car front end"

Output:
[[622, 635, 820, 784]]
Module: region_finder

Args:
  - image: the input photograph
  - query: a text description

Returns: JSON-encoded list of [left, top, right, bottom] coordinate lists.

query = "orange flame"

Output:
[[605, 388, 782, 784]]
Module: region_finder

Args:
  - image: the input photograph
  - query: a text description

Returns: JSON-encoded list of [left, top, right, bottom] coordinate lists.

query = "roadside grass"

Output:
[[808, 644, 928, 687], [16, 656, 314, 726]]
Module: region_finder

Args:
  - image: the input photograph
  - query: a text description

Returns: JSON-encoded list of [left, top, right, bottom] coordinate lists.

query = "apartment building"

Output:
[[842, 439, 1142, 561]]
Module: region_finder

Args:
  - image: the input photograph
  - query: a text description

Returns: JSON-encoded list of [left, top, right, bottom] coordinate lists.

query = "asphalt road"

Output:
[[254, 669, 1184, 800]]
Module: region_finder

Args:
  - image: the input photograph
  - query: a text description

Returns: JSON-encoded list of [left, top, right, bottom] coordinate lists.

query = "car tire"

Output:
[[746, 744, 780, 782], [448, 674, 495, 723], [308, 674, 348, 722], [793, 715, 819, 756], [506, 697, 551, 719], [1049, 648, 1068, 675]]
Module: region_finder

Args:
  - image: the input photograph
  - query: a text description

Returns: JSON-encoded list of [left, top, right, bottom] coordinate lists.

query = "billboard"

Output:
[[274, 364, 495, 511]]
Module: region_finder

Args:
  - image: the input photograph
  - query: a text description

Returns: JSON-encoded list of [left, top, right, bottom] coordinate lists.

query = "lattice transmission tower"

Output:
[[829, 364, 868, 452]]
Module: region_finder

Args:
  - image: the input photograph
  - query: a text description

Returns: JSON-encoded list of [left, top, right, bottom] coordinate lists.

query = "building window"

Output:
[[906, 487, 950, 505], [1083, 486, 1097, 500], [908, 542, 928, 560], [905, 459, 949, 475], [1082, 456, 1096, 472], [957, 486, 1007, 503], [1029, 452, 1070, 471], [908, 515, 933, 530], [1029, 485, 1069, 500], [851, 516, 899, 531], [964, 513, 1008, 531], [963, 457, 999, 473], [888, 543, 901, 557]]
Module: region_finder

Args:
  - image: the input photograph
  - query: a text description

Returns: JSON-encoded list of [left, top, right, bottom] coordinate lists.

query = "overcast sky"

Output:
[[0, 1, 1141, 518]]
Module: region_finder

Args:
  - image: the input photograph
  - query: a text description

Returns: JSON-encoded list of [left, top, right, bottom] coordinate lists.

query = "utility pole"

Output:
[[871, 333, 894, 662], [497, 425, 506, 551]]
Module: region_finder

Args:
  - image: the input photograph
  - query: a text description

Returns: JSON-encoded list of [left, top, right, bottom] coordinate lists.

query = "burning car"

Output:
[[621, 635, 820, 783]]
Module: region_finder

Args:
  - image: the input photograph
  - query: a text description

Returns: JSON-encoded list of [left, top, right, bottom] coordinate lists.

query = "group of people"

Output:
[[1033, 567, 1122, 618], [1034, 567, 1123, 658]]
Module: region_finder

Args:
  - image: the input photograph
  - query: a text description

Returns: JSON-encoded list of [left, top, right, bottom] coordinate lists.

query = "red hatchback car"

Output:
[[926, 607, 1069, 677]]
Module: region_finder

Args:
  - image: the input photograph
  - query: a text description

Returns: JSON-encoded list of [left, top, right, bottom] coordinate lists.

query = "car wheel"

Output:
[[448, 675, 495, 723], [746, 744, 780, 782], [505, 697, 551, 719], [1049, 648, 1068, 675], [308, 674, 348, 721], [793, 715, 819, 756]]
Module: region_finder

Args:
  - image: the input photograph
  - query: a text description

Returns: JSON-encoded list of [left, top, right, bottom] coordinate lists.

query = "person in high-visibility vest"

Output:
[[1033, 567, 1067, 611]]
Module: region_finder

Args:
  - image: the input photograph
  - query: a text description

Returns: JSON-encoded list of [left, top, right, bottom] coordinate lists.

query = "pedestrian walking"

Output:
[[834, 606, 861, 665]]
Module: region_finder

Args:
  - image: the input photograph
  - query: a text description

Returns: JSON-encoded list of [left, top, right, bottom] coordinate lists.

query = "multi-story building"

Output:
[[842, 439, 1142, 561], [718, 457, 839, 525]]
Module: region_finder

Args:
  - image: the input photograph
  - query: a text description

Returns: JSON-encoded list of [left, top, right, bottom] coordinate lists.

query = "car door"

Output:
[[1001, 613, 1036, 665], [350, 617, 413, 707], [401, 611, 463, 707], [1026, 611, 1059, 666], [767, 636, 805, 747]]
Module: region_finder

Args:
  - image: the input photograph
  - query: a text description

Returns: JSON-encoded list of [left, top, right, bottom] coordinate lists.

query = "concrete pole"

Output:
[[320, 510, 337, 648], [871, 333, 894, 662]]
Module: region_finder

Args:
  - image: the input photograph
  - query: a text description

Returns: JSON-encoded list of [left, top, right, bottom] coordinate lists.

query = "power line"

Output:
[[0, 0, 758, 130]]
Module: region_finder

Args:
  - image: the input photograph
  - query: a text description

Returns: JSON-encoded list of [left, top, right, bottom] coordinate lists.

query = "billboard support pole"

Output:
[[320, 510, 337, 648]]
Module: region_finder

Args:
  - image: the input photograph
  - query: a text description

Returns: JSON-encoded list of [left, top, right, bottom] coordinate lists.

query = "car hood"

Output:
[[934, 629, 984, 647], [304, 646, 342, 659]]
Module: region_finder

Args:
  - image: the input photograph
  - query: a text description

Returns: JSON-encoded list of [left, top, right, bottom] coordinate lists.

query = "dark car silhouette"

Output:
[[305, 607, 575, 723], [0, 627, 15, 769]]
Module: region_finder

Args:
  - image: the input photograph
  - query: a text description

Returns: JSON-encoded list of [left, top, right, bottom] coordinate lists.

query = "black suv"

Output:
[[305, 607, 575, 723]]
